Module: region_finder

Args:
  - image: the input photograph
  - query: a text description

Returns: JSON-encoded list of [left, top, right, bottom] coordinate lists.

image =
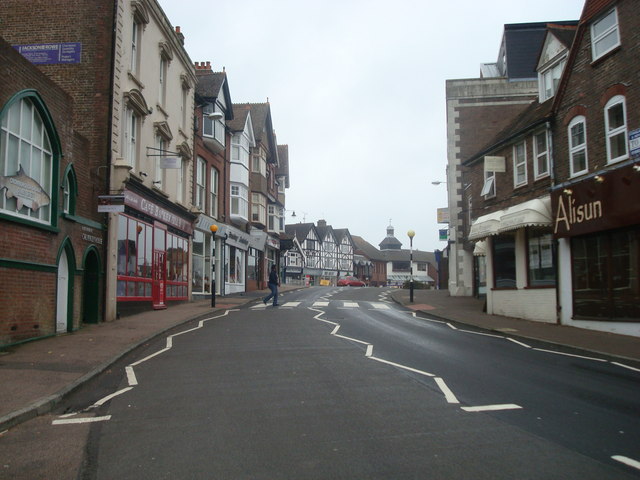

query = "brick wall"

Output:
[[553, 0, 639, 182]]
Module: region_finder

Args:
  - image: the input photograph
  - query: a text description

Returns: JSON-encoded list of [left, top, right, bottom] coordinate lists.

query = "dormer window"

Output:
[[538, 58, 565, 102]]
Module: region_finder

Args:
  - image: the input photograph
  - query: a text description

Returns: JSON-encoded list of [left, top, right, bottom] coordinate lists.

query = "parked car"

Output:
[[337, 276, 365, 287]]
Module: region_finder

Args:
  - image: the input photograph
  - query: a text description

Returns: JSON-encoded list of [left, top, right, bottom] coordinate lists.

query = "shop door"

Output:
[[152, 225, 167, 309]]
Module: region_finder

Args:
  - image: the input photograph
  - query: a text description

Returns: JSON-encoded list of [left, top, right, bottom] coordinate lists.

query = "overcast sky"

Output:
[[159, 0, 585, 253]]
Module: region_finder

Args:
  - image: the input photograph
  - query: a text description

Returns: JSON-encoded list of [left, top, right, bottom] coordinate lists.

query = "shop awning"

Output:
[[498, 197, 552, 233], [468, 196, 552, 241], [468, 211, 502, 241]]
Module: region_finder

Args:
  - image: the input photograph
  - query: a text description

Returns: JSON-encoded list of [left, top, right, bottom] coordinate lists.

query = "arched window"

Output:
[[568, 116, 588, 177], [62, 164, 78, 215], [604, 95, 628, 164], [0, 91, 61, 226]]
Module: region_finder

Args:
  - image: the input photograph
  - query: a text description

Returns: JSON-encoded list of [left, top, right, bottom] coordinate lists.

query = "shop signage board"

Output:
[[14, 42, 82, 64], [551, 163, 640, 237]]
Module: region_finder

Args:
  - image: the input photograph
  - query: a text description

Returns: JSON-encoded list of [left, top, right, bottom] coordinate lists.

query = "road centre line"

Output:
[[611, 362, 640, 373], [612, 455, 640, 471], [369, 356, 436, 378], [53, 416, 112, 425], [532, 348, 608, 362], [434, 377, 460, 403], [507, 338, 532, 348], [457, 329, 505, 338], [461, 404, 522, 413]]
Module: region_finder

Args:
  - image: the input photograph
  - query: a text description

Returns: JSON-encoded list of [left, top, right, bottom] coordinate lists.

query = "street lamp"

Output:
[[210, 224, 218, 307], [407, 230, 415, 302]]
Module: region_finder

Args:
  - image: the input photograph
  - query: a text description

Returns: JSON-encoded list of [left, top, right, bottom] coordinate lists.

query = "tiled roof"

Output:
[[195, 70, 225, 100], [352, 235, 386, 261], [285, 223, 315, 241], [228, 104, 251, 132]]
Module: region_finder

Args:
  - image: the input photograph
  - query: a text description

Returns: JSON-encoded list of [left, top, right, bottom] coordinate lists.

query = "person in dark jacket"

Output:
[[263, 265, 280, 306]]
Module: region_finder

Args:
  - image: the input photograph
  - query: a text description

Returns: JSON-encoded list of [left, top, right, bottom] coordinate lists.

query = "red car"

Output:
[[337, 276, 366, 287]]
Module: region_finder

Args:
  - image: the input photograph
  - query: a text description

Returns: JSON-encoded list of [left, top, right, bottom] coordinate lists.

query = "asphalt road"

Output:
[[5, 286, 640, 479]]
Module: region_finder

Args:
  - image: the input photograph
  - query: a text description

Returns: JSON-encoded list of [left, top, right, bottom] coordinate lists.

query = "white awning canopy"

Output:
[[498, 197, 552, 233], [468, 210, 502, 241], [468, 196, 552, 241]]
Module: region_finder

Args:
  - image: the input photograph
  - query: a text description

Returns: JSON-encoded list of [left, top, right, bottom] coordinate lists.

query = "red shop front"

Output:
[[116, 188, 195, 314]]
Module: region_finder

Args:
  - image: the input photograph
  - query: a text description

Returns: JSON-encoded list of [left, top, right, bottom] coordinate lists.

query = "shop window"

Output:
[[247, 248, 259, 281], [226, 245, 244, 284], [117, 214, 153, 299], [493, 233, 516, 288], [572, 227, 639, 320], [166, 232, 189, 299], [527, 230, 556, 286]]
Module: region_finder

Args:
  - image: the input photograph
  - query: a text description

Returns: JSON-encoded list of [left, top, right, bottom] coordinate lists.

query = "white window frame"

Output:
[[513, 141, 527, 187], [0, 97, 54, 224], [251, 192, 267, 224], [568, 116, 588, 177], [481, 171, 496, 198], [158, 57, 167, 108], [251, 153, 266, 176], [210, 168, 218, 218], [130, 20, 139, 73], [604, 95, 628, 164], [591, 8, 621, 61], [124, 107, 138, 168], [538, 58, 565, 102], [533, 130, 550, 179], [154, 135, 165, 185], [176, 158, 185, 204], [230, 183, 248, 219], [195, 157, 206, 211]]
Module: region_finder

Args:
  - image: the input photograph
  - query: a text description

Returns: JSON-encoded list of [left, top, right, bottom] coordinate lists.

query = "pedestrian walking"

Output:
[[263, 265, 280, 306]]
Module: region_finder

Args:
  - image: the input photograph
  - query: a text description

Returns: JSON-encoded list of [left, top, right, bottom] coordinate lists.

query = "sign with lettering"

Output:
[[437, 208, 449, 224], [551, 164, 640, 237], [14, 43, 82, 65], [124, 190, 193, 234]]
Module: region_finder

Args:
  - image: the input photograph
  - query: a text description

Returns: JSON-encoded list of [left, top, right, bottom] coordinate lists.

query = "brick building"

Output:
[[550, 0, 639, 336], [445, 21, 577, 297], [0, 36, 105, 346]]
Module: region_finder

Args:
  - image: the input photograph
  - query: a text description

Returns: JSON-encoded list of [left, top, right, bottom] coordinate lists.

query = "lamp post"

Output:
[[210, 224, 218, 307], [407, 230, 415, 302]]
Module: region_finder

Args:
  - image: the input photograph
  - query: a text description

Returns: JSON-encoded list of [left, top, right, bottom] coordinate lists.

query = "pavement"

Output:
[[1, 286, 638, 433]]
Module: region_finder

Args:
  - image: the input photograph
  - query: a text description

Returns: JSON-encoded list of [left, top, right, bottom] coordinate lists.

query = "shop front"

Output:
[[112, 186, 195, 317], [552, 164, 640, 336], [220, 224, 251, 295]]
